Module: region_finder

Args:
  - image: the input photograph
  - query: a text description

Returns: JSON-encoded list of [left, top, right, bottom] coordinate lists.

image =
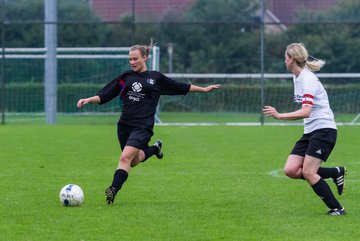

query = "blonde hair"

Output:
[[286, 43, 325, 72], [130, 40, 155, 58]]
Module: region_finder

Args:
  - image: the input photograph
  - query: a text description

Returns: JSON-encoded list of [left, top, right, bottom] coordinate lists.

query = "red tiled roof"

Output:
[[91, 0, 338, 23], [267, 0, 337, 23], [90, 0, 194, 22]]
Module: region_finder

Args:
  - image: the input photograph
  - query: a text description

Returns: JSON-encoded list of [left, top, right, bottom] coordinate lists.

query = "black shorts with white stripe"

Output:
[[290, 128, 337, 162]]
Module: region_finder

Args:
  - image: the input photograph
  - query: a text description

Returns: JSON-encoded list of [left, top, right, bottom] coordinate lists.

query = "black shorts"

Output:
[[290, 128, 337, 162], [117, 122, 154, 151]]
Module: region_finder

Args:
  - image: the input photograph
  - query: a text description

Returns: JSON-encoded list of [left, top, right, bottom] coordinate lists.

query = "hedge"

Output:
[[2, 82, 360, 113]]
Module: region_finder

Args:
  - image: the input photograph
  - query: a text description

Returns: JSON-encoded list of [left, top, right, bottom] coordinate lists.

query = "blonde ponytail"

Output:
[[286, 43, 325, 72], [305, 55, 325, 72]]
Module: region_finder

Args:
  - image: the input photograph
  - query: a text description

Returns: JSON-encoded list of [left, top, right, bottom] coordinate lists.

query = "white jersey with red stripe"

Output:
[[293, 68, 337, 134]]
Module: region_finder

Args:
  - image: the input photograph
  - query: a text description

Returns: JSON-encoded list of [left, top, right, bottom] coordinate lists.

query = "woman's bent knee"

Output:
[[284, 167, 301, 179]]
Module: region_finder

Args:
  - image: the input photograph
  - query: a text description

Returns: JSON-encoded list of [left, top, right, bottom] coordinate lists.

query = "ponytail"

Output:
[[305, 55, 325, 72], [286, 43, 325, 72]]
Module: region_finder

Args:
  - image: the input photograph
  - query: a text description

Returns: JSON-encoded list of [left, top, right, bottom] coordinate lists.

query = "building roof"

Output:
[[90, 0, 194, 22], [90, 0, 338, 24], [266, 0, 337, 23]]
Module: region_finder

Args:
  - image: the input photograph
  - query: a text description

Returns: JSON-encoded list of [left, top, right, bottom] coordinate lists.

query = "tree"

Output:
[[57, 0, 108, 47], [1, 0, 108, 47], [105, 14, 161, 47], [265, 0, 360, 73], [159, 0, 260, 73]]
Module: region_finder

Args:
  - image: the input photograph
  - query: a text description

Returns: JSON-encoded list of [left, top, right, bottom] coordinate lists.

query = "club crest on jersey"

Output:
[[147, 78, 155, 85], [132, 82, 142, 92]]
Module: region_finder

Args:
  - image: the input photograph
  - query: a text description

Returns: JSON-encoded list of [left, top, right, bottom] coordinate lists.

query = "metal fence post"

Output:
[[44, 0, 57, 124]]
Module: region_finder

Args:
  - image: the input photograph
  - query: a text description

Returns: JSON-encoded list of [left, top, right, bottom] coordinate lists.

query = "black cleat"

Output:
[[327, 207, 346, 216], [333, 166, 346, 195], [105, 186, 117, 204], [153, 140, 163, 159]]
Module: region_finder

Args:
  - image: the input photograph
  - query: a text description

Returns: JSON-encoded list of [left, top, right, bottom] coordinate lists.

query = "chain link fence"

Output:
[[1, 0, 359, 124]]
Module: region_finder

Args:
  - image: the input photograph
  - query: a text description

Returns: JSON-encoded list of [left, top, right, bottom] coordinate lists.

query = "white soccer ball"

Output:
[[59, 184, 84, 206]]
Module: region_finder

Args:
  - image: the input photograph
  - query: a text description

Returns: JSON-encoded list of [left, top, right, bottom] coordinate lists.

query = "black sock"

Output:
[[111, 169, 128, 193], [311, 178, 342, 209], [317, 167, 338, 179], [142, 146, 158, 162]]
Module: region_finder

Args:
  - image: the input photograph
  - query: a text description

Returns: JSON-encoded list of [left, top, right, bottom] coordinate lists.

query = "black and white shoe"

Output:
[[327, 207, 346, 216], [333, 166, 346, 195], [105, 186, 117, 204], [153, 140, 163, 159]]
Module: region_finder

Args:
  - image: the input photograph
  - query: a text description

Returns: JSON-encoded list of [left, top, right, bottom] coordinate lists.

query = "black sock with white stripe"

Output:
[[311, 178, 342, 209]]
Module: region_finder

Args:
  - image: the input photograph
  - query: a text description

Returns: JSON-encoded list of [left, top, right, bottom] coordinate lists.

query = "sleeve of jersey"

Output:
[[302, 94, 314, 106], [96, 75, 124, 105], [301, 77, 315, 107], [158, 73, 191, 95]]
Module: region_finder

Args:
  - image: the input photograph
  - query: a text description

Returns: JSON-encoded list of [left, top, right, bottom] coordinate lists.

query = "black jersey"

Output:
[[97, 70, 191, 129]]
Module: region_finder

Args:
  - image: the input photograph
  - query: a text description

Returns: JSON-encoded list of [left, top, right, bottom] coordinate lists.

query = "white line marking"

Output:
[[268, 168, 287, 179]]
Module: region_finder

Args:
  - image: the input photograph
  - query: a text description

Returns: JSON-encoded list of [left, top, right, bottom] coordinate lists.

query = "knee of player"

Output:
[[120, 154, 134, 164], [284, 167, 299, 179], [302, 169, 316, 180]]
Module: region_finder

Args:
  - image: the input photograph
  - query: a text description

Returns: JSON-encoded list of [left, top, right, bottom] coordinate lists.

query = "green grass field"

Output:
[[2, 112, 359, 125], [1, 124, 359, 241]]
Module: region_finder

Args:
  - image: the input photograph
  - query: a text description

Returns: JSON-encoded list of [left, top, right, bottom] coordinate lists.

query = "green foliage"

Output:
[[334, 0, 360, 21], [57, 0, 109, 47], [297, 0, 360, 22], [1, 0, 360, 72], [269, 0, 360, 73], [1, 57, 130, 84], [3, 0, 44, 21], [158, 0, 360, 73], [264, 21, 360, 73], [159, 0, 260, 73], [4, 83, 120, 112], [2, 0, 107, 47], [2, 0, 43, 47], [4, 82, 360, 113], [105, 14, 161, 47]]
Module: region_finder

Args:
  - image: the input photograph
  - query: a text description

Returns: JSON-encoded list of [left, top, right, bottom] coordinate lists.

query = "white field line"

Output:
[[268, 166, 360, 182]]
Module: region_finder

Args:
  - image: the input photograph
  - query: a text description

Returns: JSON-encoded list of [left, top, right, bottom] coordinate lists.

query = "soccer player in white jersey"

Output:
[[263, 43, 346, 216]]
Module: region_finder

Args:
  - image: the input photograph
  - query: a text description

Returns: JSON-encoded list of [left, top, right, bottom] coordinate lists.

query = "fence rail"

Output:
[[166, 73, 360, 79]]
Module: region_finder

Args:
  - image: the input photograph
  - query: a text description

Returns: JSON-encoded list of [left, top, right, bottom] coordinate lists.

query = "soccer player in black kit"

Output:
[[77, 44, 221, 204]]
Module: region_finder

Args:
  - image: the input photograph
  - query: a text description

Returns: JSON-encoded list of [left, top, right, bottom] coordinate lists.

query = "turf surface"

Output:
[[0, 125, 359, 240]]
